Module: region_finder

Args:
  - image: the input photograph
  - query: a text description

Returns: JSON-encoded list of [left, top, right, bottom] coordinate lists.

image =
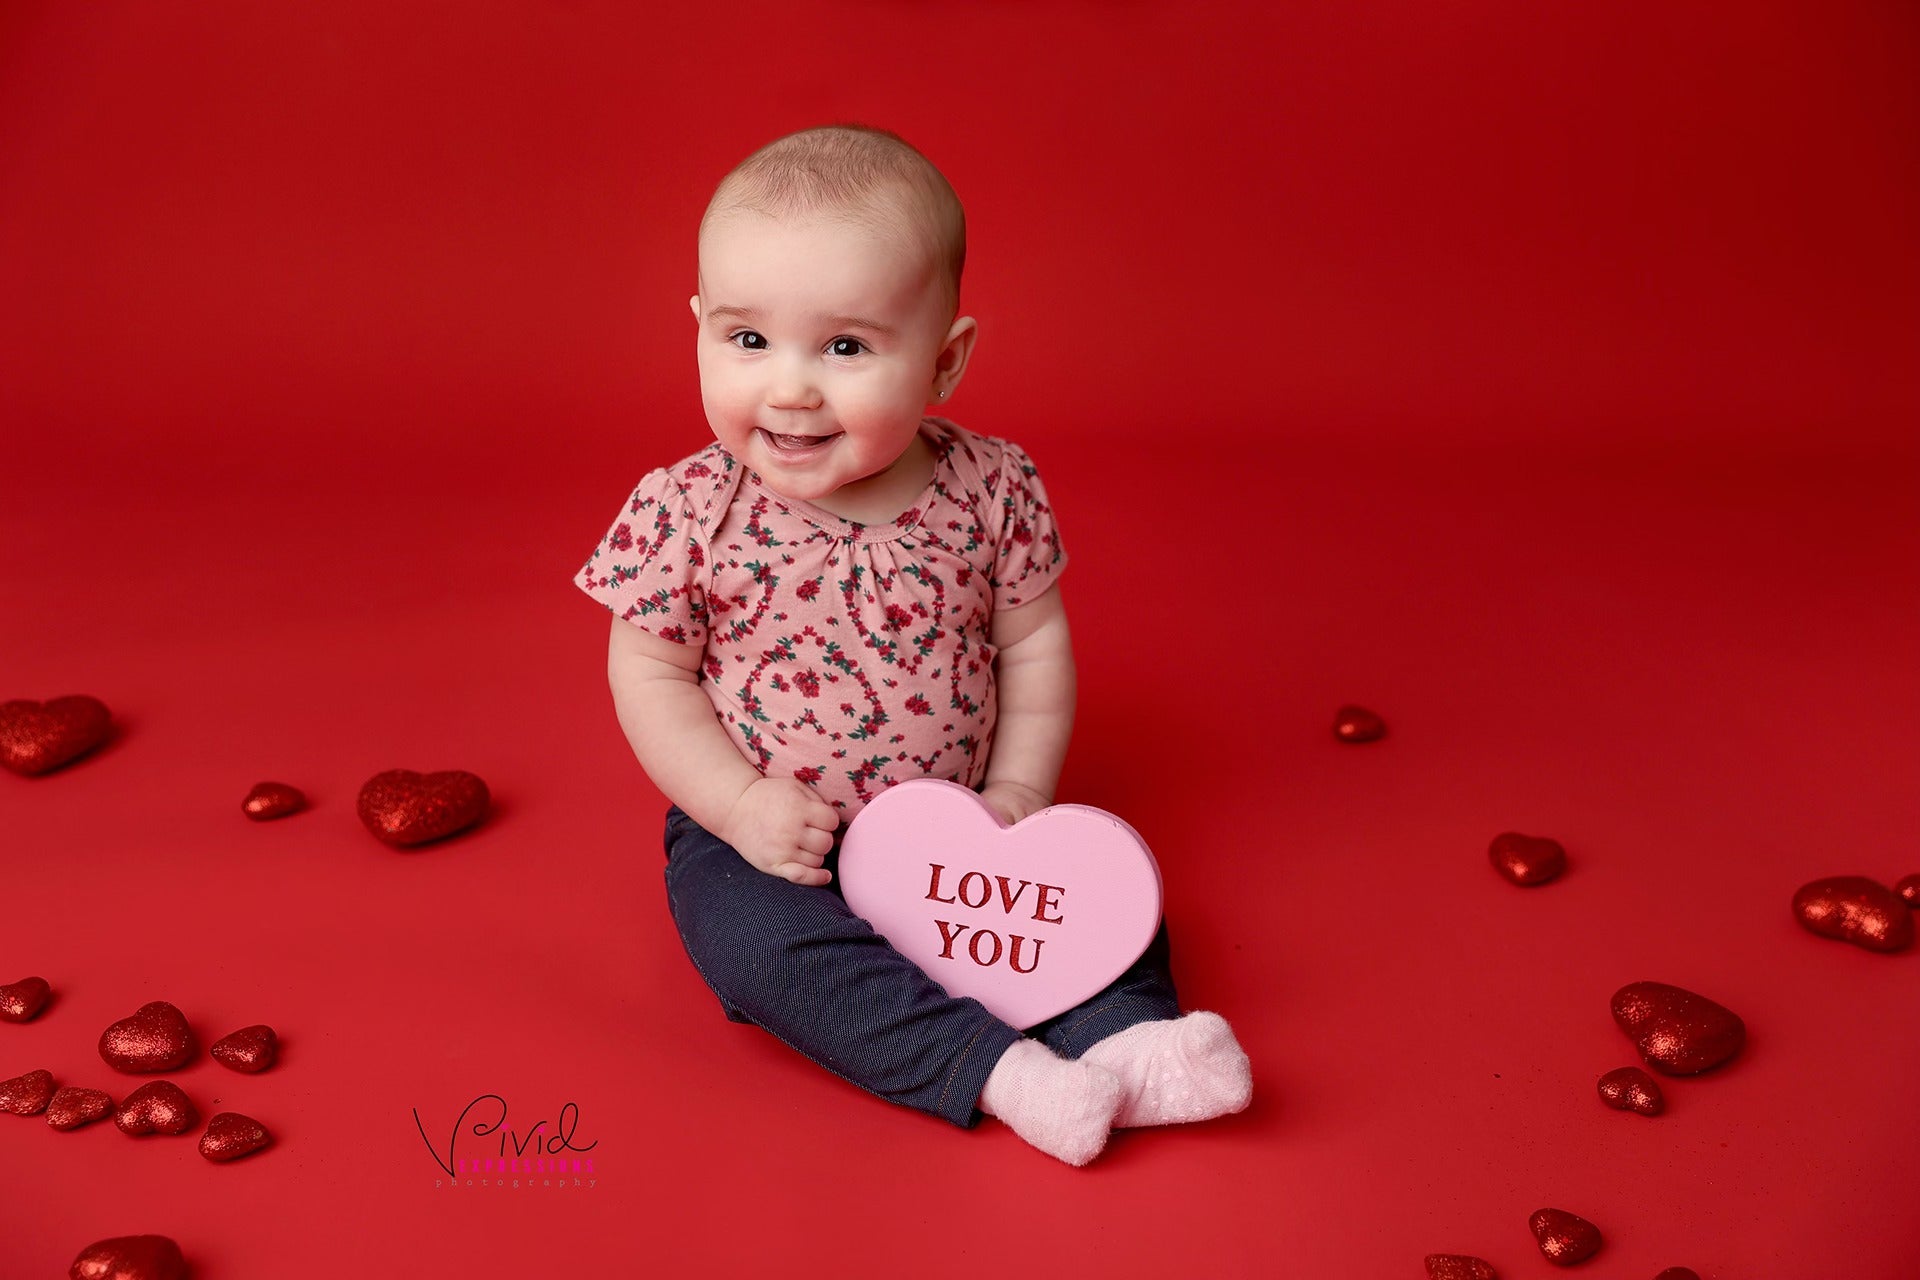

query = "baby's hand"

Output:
[[979, 781, 1051, 827], [720, 777, 840, 886]]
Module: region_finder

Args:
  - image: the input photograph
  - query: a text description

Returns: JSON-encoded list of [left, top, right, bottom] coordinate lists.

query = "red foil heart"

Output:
[[0, 695, 112, 776], [242, 781, 306, 821], [100, 1001, 195, 1073], [356, 769, 490, 847], [1528, 1207, 1602, 1266], [1896, 874, 1919, 906], [1425, 1255, 1498, 1280], [1610, 981, 1745, 1075], [1596, 1065, 1664, 1115], [1654, 1270, 1702, 1280], [47, 1086, 116, 1131], [1489, 832, 1567, 886], [211, 1025, 277, 1073], [1333, 704, 1386, 743], [0, 974, 52, 1021], [1, 1068, 55, 1115], [1791, 875, 1913, 952], [199, 1111, 273, 1162], [69, 1235, 188, 1280], [114, 1081, 196, 1136]]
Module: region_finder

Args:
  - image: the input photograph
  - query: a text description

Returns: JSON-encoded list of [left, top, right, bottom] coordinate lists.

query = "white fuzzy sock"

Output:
[[1079, 1011, 1253, 1128], [977, 1038, 1124, 1167]]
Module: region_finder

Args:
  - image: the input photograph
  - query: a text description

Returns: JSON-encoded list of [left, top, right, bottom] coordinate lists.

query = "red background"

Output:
[[3, 2, 1917, 1276]]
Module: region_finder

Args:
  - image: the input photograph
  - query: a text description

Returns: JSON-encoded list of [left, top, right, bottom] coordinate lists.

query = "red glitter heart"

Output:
[[99, 1001, 195, 1073], [69, 1235, 187, 1280], [0, 695, 112, 776], [1791, 876, 1913, 953], [242, 781, 306, 821], [0, 975, 52, 1021], [1528, 1207, 1602, 1266], [199, 1111, 273, 1162], [0, 1068, 55, 1115], [1425, 1255, 1498, 1280], [1654, 1270, 1702, 1280], [1596, 1065, 1664, 1115], [211, 1024, 278, 1073], [47, 1087, 116, 1131], [356, 769, 490, 847], [114, 1081, 196, 1136], [1489, 832, 1567, 886], [1332, 704, 1386, 743], [1610, 981, 1745, 1075], [1897, 874, 1920, 906]]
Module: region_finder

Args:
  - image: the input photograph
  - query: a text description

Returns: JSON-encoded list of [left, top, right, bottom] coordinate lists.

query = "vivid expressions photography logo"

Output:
[[413, 1093, 599, 1190]]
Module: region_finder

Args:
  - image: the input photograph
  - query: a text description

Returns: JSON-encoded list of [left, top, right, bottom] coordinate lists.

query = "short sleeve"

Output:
[[988, 441, 1068, 612], [575, 468, 709, 645]]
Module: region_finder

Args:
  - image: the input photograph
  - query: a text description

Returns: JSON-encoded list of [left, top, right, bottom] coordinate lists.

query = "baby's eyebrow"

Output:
[[705, 304, 898, 338], [822, 315, 898, 337]]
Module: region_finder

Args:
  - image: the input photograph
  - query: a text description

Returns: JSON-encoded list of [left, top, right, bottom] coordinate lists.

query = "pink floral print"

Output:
[[577, 418, 1066, 816]]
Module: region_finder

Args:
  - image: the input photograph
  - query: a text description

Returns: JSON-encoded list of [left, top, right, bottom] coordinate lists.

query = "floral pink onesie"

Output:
[[577, 417, 1066, 817]]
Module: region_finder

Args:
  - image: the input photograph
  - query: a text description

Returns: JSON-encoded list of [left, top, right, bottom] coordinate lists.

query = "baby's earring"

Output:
[[936, 389, 947, 400]]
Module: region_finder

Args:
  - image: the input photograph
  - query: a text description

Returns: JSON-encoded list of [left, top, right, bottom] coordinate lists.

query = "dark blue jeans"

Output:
[[662, 804, 1182, 1128]]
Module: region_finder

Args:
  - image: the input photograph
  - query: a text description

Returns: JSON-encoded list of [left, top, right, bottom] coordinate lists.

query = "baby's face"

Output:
[[691, 209, 958, 506]]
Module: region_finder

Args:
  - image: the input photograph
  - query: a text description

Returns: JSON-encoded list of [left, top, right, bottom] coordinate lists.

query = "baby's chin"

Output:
[[757, 463, 904, 515]]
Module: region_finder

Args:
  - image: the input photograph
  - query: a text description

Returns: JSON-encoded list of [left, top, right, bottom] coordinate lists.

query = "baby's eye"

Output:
[[728, 331, 767, 351], [828, 337, 866, 357]]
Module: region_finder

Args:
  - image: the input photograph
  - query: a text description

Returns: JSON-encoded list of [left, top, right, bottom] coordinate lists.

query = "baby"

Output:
[[577, 124, 1251, 1165]]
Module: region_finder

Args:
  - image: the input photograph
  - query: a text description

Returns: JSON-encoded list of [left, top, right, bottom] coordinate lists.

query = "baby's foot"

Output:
[[978, 1037, 1124, 1166], [1080, 1011, 1252, 1128]]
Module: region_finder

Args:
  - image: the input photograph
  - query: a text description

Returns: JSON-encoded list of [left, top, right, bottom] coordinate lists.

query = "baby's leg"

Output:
[[1031, 923, 1252, 1128], [662, 807, 1120, 1160]]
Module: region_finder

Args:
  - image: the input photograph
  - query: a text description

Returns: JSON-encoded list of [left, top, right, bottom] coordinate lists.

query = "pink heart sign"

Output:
[[838, 779, 1163, 1030]]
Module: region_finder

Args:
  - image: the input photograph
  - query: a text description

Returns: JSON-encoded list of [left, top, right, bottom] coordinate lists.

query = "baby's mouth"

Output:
[[758, 428, 841, 457]]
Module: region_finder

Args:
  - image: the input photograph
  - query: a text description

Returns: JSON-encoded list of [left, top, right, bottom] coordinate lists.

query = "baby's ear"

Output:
[[688, 294, 701, 322], [937, 314, 979, 381]]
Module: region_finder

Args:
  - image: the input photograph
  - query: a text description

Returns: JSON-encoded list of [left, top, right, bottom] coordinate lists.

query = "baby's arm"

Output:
[[606, 618, 840, 885], [981, 583, 1076, 826]]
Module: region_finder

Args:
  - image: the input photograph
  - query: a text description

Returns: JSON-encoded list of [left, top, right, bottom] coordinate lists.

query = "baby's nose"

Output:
[[764, 355, 823, 410]]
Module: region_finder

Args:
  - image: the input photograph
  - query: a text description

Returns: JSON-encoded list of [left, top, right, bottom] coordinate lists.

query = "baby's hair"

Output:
[[700, 123, 966, 318]]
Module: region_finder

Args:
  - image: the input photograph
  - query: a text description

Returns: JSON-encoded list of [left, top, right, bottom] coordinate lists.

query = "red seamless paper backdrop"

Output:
[[3, 3, 1917, 1277]]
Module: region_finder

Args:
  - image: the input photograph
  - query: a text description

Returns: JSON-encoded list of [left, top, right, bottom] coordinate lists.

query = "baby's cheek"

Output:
[[855, 366, 926, 413]]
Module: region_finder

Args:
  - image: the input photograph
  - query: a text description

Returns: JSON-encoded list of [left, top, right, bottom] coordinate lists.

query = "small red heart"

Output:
[[1332, 704, 1386, 743], [114, 1081, 196, 1136], [242, 781, 306, 821], [199, 1110, 273, 1162], [0, 1068, 55, 1115], [0, 975, 51, 1021], [0, 695, 112, 776], [1610, 981, 1745, 1075], [1792, 876, 1913, 952], [69, 1235, 187, 1280], [1489, 832, 1567, 886], [1424, 1255, 1498, 1280], [211, 1024, 278, 1073], [99, 1001, 195, 1073], [1596, 1065, 1664, 1116], [356, 769, 490, 847], [46, 1087, 115, 1131], [1897, 874, 1920, 906], [1528, 1207, 1602, 1266]]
